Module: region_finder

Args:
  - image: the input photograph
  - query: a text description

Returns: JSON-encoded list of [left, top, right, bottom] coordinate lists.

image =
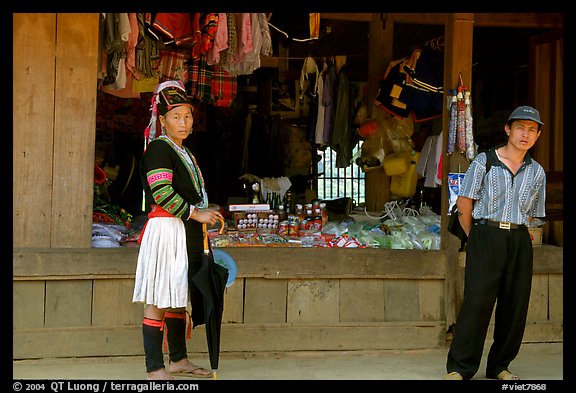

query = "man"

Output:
[[445, 106, 546, 380]]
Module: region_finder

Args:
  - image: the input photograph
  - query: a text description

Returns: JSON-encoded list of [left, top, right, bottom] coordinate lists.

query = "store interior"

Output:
[[92, 15, 551, 248]]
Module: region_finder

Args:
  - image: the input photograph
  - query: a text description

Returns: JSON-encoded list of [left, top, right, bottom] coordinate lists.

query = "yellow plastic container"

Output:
[[390, 151, 421, 198], [383, 151, 410, 176]]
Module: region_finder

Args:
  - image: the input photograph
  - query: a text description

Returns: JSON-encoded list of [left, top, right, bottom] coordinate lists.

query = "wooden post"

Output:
[[441, 13, 474, 248], [51, 13, 100, 247], [442, 13, 474, 326], [13, 14, 57, 247], [364, 13, 393, 212]]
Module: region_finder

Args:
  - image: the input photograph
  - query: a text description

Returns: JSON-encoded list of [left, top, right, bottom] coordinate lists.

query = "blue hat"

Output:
[[508, 106, 544, 126]]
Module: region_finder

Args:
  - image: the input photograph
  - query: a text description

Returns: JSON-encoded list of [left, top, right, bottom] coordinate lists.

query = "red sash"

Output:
[[137, 205, 176, 243]]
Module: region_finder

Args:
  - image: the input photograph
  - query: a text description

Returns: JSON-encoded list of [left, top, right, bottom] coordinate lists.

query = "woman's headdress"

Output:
[[144, 80, 192, 149]]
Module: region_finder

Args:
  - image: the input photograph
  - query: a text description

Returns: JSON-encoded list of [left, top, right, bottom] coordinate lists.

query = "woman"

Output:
[[132, 80, 224, 380]]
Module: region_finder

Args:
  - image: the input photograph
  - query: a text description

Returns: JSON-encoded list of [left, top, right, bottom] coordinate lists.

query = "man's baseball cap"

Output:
[[508, 105, 544, 126]]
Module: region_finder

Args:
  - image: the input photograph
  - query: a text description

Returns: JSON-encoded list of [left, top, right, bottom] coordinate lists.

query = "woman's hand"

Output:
[[190, 208, 224, 226]]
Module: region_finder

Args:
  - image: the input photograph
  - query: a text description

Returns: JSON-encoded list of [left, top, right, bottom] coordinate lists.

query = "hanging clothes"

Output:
[[158, 48, 189, 82], [101, 13, 130, 88], [299, 56, 319, 142], [299, 56, 319, 100], [321, 60, 337, 146], [210, 65, 237, 107], [188, 55, 212, 101], [152, 12, 194, 46], [152, 13, 195, 46], [227, 13, 271, 76], [374, 48, 444, 122], [206, 13, 228, 66], [224, 13, 253, 73], [330, 64, 355, 168], [447, 89, 458, 155], [314, 60, 328, 146], [135, 13, 160, 82], [464, 90, 475, 160], [416, 134, 442, 188], [191, 13, 219, 60]]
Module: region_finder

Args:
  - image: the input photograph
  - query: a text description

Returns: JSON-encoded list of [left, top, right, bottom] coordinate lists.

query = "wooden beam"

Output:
[[321, 13, 373, 22], [321, 13, 563, 30], [472, 13, 563, 29]]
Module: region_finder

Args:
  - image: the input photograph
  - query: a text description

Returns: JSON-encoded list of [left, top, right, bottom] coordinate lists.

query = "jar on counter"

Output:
[[320, 202, 329, 227]]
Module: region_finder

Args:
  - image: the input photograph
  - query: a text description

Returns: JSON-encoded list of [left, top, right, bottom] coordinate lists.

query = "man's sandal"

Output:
[[444, 371, 463, 380], [496, 370, 520, 380]]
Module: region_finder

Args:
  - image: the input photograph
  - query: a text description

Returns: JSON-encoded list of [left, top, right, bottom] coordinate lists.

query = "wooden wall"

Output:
[[13, 13, 99, 248], [13, 246, 562, 359]]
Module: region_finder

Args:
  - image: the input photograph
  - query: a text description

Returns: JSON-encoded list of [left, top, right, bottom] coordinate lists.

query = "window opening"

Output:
[[317, 141, 365, 205]]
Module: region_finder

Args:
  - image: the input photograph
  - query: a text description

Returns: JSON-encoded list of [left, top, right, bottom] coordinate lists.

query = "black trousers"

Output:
[[446, 221, 533, 379]]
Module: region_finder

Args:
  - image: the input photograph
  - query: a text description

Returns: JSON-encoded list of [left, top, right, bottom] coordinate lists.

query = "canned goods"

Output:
[[288, 222, 300, 236], [278, 220, 290, 236]]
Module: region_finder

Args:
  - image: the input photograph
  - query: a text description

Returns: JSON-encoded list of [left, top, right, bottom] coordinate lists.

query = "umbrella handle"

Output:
[[203, 218, 226, 254], [203, 223, 209, 254]]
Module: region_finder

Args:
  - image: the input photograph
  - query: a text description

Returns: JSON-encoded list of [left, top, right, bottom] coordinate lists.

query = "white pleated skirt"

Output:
[[132, 217, 189, 309]]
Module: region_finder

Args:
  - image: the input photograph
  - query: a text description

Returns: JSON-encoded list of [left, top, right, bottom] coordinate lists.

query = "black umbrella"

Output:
[[191, 221, 228, 380]]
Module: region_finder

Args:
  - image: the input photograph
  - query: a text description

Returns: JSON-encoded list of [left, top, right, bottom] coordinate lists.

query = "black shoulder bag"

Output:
[[448, 149, 496, 250]]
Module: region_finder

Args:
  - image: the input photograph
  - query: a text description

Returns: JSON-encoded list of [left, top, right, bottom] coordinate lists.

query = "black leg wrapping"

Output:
[[165, 314, 188, 362], [142, 323, 165, 373]]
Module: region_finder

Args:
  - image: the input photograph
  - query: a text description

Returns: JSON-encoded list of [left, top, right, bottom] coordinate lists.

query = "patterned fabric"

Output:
[[458, 150, 546, 225], [146, 168, 189, 217], [219, 13, 237, 69], [140, 140, 198, 219], [211, 65, 237, 107], [206, 13, 229, 66], [158, 49, 189, 82], [258, 13, 273, 57], [158, 136, 206, 205], [188, 55, 213, 101], [144, 80, 188, 146], [152, 13, 194, 46], [192, 13, 219, 59]]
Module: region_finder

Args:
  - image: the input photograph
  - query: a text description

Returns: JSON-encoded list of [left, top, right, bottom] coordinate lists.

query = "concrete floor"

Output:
[[13, 342, 564, 381]]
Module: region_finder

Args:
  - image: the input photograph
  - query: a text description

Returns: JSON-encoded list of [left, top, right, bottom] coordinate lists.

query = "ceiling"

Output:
[[272, 17, 556, 82]]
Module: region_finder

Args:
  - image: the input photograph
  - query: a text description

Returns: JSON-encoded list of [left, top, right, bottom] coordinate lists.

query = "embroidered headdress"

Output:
[[144, 80, 193, 148]]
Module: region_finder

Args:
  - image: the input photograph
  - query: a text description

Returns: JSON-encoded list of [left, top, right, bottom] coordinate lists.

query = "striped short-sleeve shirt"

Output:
[[458, 150, 546, 225]]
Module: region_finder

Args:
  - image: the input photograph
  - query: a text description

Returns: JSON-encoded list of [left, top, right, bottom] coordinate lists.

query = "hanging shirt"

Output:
[[415, 134, 442, 188], [330, 65, 355, 168], [321, 61, 337, 146], [152, 13, 194, 46], [459, 150, 546, 225], [314, 61, 328, 146], [206, 13, 228, 66]]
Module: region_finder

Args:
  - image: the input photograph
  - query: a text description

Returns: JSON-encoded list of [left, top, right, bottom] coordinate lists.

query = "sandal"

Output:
[[170, 366, 212, 379], [444, 371, 463, 380], [496, 370, 520, 380]]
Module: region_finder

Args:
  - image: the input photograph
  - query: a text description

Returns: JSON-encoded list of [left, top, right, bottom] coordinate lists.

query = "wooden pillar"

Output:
[[442, 13, 474, 327], [364, 13, 393, 211], [13, 14, 57, 248], [51, 13, 100, 247], [441, 13, 474, 247], [13, 13, 99, 248]]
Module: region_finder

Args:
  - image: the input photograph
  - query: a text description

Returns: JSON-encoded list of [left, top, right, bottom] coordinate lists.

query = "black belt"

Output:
[[477, 219, 526, 230]]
